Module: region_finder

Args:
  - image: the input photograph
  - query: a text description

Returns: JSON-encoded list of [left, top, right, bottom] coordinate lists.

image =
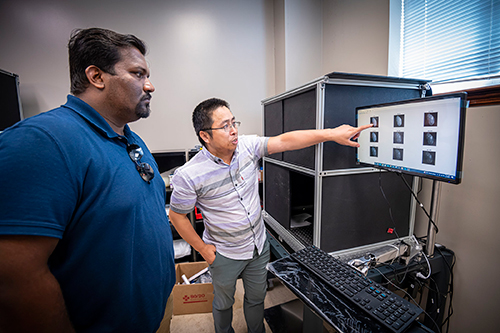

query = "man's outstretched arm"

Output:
[[267, 124, 373, 155]]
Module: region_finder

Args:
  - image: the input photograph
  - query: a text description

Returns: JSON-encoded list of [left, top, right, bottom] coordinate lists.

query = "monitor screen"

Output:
[[0, 69, 23, 132], [356, 93, 467, 184]]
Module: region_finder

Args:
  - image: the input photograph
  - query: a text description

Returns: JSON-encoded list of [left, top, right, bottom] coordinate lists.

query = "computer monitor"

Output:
[[356, 92, 467, 184], [0, 69, 23, 132]]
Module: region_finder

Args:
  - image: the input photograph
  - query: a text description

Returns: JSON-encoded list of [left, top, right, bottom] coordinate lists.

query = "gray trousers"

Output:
[[208, 240, 270, 333]]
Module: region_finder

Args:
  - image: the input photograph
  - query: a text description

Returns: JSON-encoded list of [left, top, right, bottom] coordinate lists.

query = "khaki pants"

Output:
[[156, 293, 174, 333]]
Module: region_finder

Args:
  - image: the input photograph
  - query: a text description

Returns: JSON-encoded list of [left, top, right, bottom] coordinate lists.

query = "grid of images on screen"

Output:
[[368, 111, 438, 166]]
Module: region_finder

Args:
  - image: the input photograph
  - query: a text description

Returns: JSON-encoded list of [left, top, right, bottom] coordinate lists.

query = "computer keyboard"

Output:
[[291, 246, 422, 333]]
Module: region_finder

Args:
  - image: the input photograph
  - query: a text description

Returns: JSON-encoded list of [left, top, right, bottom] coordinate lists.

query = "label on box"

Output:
[[181, 292, 209, 305]]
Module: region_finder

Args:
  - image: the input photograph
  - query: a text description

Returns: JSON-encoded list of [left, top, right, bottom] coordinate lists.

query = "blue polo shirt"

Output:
[[0, 95, 175, 332]]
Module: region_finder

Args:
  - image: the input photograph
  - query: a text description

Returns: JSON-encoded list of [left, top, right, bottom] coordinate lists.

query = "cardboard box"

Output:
[[173, 261, 214, 315]]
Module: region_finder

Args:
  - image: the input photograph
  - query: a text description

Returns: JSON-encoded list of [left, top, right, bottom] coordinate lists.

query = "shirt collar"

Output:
[[62, 95, 132, 140], [201, 144, 240, 165]]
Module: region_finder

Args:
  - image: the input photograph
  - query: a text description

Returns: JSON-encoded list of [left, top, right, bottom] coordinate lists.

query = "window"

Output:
[[401, 0, 500, 83], [389, 0, 500, 105]]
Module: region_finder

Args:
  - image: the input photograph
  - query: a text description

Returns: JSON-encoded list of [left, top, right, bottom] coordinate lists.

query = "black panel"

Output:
[[290, 171, 315, 216], [264, 101, 283, 161], [319, 172, 413, 253], [322, 84, 424, 170], [264, 162, 290, 229], [283, 89, 316, 169], [0, 70, 22, 131], [264, 161, 316, 231], [152, 152, 186, 174]]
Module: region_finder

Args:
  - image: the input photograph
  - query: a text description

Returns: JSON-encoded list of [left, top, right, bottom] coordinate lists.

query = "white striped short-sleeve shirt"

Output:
[[170, 135, 269, 260]]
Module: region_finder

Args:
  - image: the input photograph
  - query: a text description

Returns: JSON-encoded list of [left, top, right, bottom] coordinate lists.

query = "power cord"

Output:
[[372, 266, 442, 333], [415, 251, 432, 280], [378, 170, 401, 240], [412, 241, 455, 333], [397, 172, 439, 234], [371, 243, 453, 333]]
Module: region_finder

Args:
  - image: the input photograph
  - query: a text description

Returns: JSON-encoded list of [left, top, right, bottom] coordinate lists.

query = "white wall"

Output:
[[414, 104, 500, 333], [272, 0, 390, 92], [283, 0, 323, 90], [322, 0, 389, 76], [0, 0, 274, 152]]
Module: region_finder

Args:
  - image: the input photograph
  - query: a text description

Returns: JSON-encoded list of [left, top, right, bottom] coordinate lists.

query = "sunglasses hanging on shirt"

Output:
[[118, 137, 154, 183], [126, 143, 155, 183]]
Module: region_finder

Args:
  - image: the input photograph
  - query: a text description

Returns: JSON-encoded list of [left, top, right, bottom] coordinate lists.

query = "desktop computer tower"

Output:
[[262, 72, 431, 255]]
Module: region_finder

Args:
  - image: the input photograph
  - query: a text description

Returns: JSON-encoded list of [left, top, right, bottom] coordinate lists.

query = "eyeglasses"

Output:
[[126, 143, 155, 183], [201, 121, 241, 133]]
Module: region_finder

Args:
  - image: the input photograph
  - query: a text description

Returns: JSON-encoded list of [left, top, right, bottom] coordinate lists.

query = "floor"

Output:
[[170, 277, 299, 333]]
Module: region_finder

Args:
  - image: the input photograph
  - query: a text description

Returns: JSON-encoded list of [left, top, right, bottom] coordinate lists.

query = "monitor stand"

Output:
[[426, 180, 442, 256]]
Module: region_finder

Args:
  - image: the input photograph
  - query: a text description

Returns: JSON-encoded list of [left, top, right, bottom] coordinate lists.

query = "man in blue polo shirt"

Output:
[[169, 98, 372, 333], [0, 28, 175, 332]]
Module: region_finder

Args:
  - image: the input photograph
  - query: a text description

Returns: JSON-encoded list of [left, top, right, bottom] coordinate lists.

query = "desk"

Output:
[[267, 251, 451, 333]]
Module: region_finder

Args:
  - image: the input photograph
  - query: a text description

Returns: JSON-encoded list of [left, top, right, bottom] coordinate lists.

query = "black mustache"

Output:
[[142, 94, 152, 101]]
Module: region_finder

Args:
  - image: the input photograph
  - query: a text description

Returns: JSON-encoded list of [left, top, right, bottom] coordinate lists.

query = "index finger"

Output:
[[357, 123, 374, 132]]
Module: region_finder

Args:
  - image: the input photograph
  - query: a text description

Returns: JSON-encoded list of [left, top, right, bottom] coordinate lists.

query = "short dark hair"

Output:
[[192, 98, 230, 147], [68, 27, 147, 95]]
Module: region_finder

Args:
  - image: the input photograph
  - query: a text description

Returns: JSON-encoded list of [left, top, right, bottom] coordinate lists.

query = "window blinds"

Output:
[[401, 0, 500, 83]]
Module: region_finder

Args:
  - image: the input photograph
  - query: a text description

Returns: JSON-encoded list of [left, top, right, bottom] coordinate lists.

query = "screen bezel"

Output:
[[355, 92, 467, 185]]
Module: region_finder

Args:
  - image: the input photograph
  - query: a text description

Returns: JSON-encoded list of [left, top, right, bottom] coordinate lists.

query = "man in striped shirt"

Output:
[[169, 98, 372, 333]]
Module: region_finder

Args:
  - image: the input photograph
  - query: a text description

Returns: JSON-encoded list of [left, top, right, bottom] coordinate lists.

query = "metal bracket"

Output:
[[419, 83, 431, 98]]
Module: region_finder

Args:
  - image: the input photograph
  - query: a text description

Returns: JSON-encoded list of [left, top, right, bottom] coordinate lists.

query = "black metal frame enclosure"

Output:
[[262, 72, 431, 255]]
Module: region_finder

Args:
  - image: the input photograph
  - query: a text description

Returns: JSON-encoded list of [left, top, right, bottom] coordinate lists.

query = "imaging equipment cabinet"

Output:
[[262, 72, 431, 255]]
